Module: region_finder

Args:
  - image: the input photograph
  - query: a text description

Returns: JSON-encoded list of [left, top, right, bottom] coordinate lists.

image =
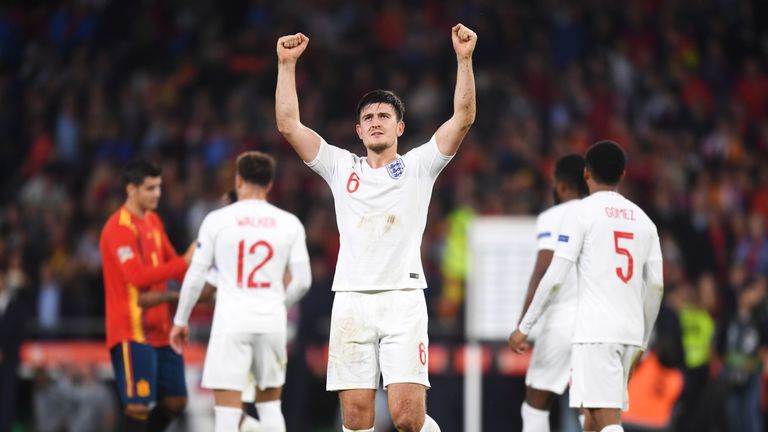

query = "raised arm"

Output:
[[275, 33, 322, 163], [435, 24, 477, 156]]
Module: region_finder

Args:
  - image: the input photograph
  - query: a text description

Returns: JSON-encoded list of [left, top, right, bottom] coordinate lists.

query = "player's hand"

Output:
[[183, 240, 197, 265], [170, 325, 189, 354], [277, 33, 309, 64], [452, 23, 477, 60], [508, 329, 530, 354], [138, 291, 178, 308]]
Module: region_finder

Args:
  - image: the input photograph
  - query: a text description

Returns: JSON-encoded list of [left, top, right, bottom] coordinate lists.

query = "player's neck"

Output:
[[237, 186, 267, 201], [365, 147, 398, 169], [589, 184, 618, 194], [124, 200, 148, 218]]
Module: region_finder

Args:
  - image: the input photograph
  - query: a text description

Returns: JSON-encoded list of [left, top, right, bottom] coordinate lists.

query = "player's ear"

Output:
[[355, 123, 363, 140], [397, 120, 405, 137], [266, 181, 274, 194], [126, 183, 136, 197]]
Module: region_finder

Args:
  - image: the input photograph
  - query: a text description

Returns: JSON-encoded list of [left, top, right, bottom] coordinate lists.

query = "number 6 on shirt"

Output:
[[237, 239, 274, 288], [613, 231, 634, 283]]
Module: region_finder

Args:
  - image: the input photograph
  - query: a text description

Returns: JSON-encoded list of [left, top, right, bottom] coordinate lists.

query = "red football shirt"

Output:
[[100, 206, 188, 348]]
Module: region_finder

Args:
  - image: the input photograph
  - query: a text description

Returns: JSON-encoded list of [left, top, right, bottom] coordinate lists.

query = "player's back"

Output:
[[202, 199, 304, 334], [561, 191, 660, 346]]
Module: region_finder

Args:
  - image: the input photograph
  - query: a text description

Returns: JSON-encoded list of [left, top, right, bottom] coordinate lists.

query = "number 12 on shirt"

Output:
[[613, 231, 634, 283], [237, 239, 274, 288]]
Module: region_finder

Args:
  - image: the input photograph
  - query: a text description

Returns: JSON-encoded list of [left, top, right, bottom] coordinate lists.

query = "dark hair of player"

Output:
[[236, 151, 275, 186], [585, 140, 626, 186], [121, 158, 162, 186], [356, 89, 405, 123], [554, 154, 589, 197]]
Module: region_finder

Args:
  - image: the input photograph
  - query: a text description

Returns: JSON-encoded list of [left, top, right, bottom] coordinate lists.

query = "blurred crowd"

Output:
[[0, 0, 767, 431]]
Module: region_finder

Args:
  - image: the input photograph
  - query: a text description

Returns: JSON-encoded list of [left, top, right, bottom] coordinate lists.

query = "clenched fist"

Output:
[[451, 24, 477, 60], [277, 33, 309, 64]]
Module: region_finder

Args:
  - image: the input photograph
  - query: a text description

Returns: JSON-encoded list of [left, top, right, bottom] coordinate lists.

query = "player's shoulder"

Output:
[[101, 207, 133, 237]]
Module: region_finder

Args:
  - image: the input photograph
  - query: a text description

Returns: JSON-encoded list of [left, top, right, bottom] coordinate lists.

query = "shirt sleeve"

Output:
[[407, 135, 454, 181], [535, 210, 557, 251], [305, 137, 351, 185], [553, 203, 587, 262], [102, 224, 188, 289], [156, 218, 185, 283], [174, 214, 216, 326]]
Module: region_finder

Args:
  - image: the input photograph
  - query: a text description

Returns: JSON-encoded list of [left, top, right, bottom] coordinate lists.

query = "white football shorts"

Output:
[[569, 342, 642, 411], [326, 289, 430, 391], [202, 332, 287, 392], [525, 307, 576, 394]]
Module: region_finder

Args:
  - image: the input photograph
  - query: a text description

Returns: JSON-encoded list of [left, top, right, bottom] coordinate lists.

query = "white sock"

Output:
[[579, 414, 585, 429], [600, 426, 623, 432], [521, 402, 549, 432], [215, 406, 242, 432], [342, 427, 374, 432], [420, 414, 441, 432], [255, 400, 285, 432], [239, 414, 261, 432]]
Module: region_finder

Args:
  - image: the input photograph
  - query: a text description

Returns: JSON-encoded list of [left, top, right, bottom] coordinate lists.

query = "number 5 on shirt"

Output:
[[237, 239, 274, 288], [613, 231, 634, 283]]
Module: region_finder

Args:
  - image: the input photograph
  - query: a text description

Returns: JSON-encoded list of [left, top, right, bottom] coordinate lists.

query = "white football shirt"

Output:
[[555, 191, 662, 346], [307, 135, 452, 291], [192, 199, 309, 334], [535, 199, 580, 311]]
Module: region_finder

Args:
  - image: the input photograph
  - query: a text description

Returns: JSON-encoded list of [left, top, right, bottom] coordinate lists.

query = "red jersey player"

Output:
[[100, 158, 194, 431]]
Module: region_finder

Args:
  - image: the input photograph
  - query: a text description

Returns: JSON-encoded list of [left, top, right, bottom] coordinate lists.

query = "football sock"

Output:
[[342, 427, 374, 432], [214, 406, 242, 432], [255, 400, 285, 432], [600, 426, 624, 432], [521, 402, 549, 432], [420, 414, 441, 432], [239, 414, 261, 432]]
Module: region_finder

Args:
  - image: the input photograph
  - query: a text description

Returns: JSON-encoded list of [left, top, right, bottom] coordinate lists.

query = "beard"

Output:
[[366, 139, 393, 154]]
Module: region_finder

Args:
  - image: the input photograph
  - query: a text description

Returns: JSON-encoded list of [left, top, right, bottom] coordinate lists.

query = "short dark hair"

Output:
[[355, 89, 405, 123], [555, 154, 589, 196], [236, 151, 275, 186], [585, 140, 626, 185], [121, 158, 161, 186]]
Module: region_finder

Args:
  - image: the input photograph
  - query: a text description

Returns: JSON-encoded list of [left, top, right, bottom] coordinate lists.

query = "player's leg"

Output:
[[588, 407, 622, 431], [153, 345, 188, 432], [202, 333, 255, 432], [327, 292, 380, 430], [250, 332, 289, 431], [239, 375, 261, 432], [339, 389, 377, 430], [110, 341, 159, 432], [380, 290, 438, 432], [521, 387, 555, 432], [570, 343, 627, 432], [213, 389, 245, 432], [386, 383, 441, 432]]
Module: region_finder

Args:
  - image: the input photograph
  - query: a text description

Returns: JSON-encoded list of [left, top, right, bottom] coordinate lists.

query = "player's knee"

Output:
[[124, 403, 150, 420], [341, 401, 374, 429], [160, 396, 187, 417], [390, 407, 424, 432]]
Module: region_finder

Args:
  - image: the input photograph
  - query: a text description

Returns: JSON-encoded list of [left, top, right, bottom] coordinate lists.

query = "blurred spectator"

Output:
[[0, 266, 26, 432], [715, 276, 768, 432], [734, 212, 768, 278]]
